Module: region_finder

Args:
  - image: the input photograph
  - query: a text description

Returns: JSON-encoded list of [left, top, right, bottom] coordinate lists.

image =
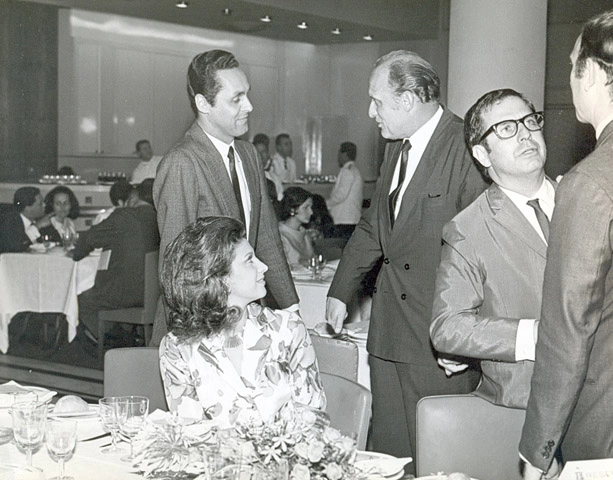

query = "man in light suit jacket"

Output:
[[430, 89, 553, 411], [326, 50, 487, 471], [521, 10, 613, 479], [152, 50, 298, 345]]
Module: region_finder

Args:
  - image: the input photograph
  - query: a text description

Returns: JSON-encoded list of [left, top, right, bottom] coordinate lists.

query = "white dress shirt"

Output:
[[131, 156, 162, 184], [20, 213, 40, 243], [271, 153, 297, 184]]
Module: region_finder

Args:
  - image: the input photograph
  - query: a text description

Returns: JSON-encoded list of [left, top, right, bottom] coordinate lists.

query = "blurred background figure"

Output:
[[92, 178, 134, 225], [57, 166, 76, 176], [130, 139, 162, 184], [278, 186, 315, 268], [253, 133, 283, 215], [39, 186, 80, 244], [271, 133, 297, 183]]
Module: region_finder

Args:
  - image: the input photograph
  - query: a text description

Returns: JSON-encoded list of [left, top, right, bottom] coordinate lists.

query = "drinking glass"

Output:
[[98, 396, 128, 454], [43, 234, 52, 250], [117, 396, 149, 462], [61, 231, 73, 251], [11, 401, 48, 465], [309, 255, 326, 280], [46, 419, 77, 480]]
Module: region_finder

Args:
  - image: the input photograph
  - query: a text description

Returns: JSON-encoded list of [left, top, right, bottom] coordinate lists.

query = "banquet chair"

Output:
[[320, 372, 371, 450], [97, 250, 159, 362], [103, 346, 167, 411], [416, 394, 526, 480], [310, 334, 359, 383]]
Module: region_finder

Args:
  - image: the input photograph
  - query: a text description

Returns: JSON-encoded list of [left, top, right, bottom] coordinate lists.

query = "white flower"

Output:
[[324, 462, 343, 480], [306, 439, 325, 463], [290, 463, 311, 480]]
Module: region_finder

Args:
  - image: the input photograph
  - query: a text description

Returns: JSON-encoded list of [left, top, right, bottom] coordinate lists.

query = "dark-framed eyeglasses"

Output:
[[478, 111, 544, 144]]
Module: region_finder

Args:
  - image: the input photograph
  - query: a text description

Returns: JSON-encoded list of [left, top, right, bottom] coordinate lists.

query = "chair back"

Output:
[[103, 347, 167, 412], [416, 394, 526, 479], [310, 334, 359, 382], [320, 372, 371, 450], [143, 250, 160, 324]]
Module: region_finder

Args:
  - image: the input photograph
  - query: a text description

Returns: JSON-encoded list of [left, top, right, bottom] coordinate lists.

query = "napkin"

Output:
[[355, 455, 412, 477], [0, 381, 57, 407]]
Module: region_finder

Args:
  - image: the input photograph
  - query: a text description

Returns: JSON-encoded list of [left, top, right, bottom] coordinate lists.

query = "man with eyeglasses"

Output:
[[430, 89, 555, 415]]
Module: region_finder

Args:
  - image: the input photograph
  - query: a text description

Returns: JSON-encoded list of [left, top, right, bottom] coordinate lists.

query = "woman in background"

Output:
[[40, 186, 80, 244], [278, 187, 316, 268], [159, 216, 325, 427]]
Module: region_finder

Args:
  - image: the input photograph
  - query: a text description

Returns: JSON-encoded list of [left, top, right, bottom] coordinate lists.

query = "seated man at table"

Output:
[[92, 178, 133, 226], [430, 88, 553, 409], [73, 180, 160, 349], [0, 187, 53, 253]]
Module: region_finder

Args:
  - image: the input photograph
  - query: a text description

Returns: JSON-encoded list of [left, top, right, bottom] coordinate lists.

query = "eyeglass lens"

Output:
[[493, 112, 544, 139]]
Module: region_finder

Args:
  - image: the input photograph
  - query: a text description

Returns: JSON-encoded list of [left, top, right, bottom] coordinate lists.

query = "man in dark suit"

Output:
[[152, 50, 297, 345], [520, 9, 613, 479], [326, 50, 487, 470], [430, 89, 553, 411], [0, 187, 52, 253]]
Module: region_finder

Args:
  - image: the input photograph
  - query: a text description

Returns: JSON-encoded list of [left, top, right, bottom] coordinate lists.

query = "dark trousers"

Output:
[[369, 355, 479, 475]]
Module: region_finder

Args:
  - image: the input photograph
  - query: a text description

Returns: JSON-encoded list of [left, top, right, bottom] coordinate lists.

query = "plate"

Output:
[[0, 383, 56, 408], [355, 451, 412, 479], [416, 475, 478, 480], [49, 404, 99, 419], [28, 243, 49, 253]]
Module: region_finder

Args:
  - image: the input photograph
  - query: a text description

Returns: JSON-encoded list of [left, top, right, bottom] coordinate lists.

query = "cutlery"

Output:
[[82, 432, 110, 442]]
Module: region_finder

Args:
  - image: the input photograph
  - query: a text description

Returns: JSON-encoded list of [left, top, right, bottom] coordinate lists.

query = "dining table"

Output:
[[0, 246, 102, 354]]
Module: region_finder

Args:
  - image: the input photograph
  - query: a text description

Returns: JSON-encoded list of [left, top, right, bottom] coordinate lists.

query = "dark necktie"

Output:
[[388, 140, 412, 227], [228, 146, 246, 225], [527, 198, 549, 242]]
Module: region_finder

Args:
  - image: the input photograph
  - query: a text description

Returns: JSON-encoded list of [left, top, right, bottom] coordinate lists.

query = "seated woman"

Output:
[[39, 186, 79, 244], [278, 187, 316, 268], [159, 216, 325, 427]]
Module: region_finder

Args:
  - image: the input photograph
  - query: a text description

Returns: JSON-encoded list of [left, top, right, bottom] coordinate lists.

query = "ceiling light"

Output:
[[297, 21, 308, 30], [260, 15, 271, 23], [223, 8, 231, 16], [175, 1, 188, 8], [331, 27, 341, 35], [362, 34, 373, 41]]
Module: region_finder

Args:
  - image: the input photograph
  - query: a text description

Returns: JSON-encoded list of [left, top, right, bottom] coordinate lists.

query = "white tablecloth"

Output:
[[0, 248, 100, 353]]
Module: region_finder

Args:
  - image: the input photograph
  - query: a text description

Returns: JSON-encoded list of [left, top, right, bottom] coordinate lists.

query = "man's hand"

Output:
[[437, 357, 469, 377], [35, 213, 54, 230], [326, 297, 348, 333], [522, 459, 560, 480]]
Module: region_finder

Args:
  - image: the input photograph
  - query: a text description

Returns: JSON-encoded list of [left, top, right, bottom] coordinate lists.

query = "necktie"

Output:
[[388, 140, 412, 227], [527, 198, 549, 242], [228, 146, 246, 225]]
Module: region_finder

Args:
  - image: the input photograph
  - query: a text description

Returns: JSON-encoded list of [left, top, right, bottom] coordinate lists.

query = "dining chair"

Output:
[[416, 394, 526, 480], [310, 334, 359, 383], [97, 250, 159, 362], [103, 346, 167, 411], [320, 372, 371, 450]]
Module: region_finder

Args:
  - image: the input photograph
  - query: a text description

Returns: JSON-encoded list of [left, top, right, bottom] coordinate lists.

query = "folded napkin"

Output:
[[0, 381, 56, 407], [355, 455, 412, 477]]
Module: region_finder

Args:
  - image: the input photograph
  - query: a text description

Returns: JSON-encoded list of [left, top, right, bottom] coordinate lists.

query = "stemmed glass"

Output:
[[46, 419, 77, 480], [98, 396, 128, 454], [117, 396, 149, 463], [309, 254, 326, 280], [11, 401, 48, 465]]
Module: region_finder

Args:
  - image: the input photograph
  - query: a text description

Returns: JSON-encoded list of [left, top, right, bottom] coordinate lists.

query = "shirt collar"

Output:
[[500, 177, 555, 213], [595, 112, 613, 140], [406, 106, 444, 151], [203, 130, 236, 160]]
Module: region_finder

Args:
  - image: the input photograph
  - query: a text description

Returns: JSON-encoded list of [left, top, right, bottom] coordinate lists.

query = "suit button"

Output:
[[404, 264, 410, 270], [384, 258, 390, 264], [401, 293, 407, 300], [373, 287, 377, 293]]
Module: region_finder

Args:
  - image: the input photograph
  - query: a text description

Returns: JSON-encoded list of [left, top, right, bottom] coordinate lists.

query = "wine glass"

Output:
[[98, 396, 128, 454], [309, 254, 326, 280], [61, 230, 73, 251], [117, 396, 149, 463], [46, 419, 77, 480], [11, 401, 48, 465], [43, 234, 52, 250]]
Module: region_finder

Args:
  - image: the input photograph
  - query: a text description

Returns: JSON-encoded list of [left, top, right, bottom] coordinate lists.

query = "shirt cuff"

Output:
[[519, 452, 545, 475], [515, 319, 537, 361], [284, 303, 300, 312]]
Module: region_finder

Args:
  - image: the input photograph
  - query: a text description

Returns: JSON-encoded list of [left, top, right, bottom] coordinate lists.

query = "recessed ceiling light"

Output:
[[175, 0, 188, 8], [297, 21, 308, 30], [260, 15, 272, 23], [362, 34, 373, 41], [331, 27, 341, 35], [223, 8, 232, 16]]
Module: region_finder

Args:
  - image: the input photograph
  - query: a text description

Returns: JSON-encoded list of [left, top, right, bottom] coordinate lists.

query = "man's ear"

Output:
[[195, 93, 210, 114], [398, 91, 415, 112], [472, 144, 492, 169]]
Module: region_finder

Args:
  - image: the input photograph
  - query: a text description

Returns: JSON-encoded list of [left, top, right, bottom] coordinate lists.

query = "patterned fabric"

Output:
[[159, 304, 325, 428]]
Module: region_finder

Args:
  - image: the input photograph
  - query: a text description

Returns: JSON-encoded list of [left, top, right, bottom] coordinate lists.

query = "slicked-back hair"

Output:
[[160, 216, 245, 341], [575, 9, 613, 97], [374, 50, 440, 104], [13, 187, 40, 213], [44, 186, 80, 219], [187, 50, 240, 115], [109, 178, 134, 206]]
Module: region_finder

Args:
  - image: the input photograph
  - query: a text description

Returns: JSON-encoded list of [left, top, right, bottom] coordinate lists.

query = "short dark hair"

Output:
[[374, 50, 440, 104], [135, 139, 150, 152], [275, 133, 290, 147], [280, 187, 312, 221], [44, 186, 80, 219], [13, 187, 40, 212], [340, 142, 357, 161], [187, 50, 240, 115], [57, 166, 75, 176], [575, 9, 613, 97], [160, 216, 245, 340], [109, 178, 134, 206], [252, 133, 269, 146], [134, 179, 154, 205]]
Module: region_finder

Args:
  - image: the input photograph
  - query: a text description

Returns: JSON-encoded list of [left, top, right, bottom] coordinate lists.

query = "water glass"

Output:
[[11, 401, 48, 465], [117, 396, 149, 462], [43, 234, 52, 250], [98, 396, 128, 454], [46, 419, 77, 480]]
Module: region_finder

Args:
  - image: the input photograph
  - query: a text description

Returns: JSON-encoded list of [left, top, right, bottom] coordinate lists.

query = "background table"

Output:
[[0, 247, 100, 353]]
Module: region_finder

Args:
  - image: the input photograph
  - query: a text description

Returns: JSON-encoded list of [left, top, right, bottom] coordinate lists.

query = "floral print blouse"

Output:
[[159, 304, 326, 427]]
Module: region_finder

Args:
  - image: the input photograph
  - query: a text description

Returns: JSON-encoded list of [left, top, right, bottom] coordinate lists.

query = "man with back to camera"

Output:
[[325, 50, 487, 472], [131, 139, 162, 184], [152, 50, 298, 345], [430, 89, 554, 414], [520, 9, 613, 479], [271, 133, 297, 183]]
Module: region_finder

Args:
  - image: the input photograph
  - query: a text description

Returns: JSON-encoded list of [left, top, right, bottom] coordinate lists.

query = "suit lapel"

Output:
[[378, 141, 403, 245], [234, 142, 260, 245]]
